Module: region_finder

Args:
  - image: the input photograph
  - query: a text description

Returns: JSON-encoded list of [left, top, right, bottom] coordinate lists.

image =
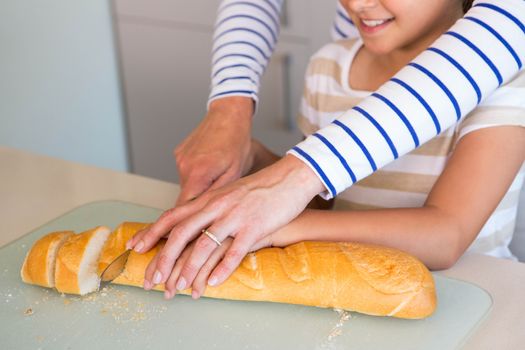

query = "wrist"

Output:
[[280, 154, 326, 200], [208, 96, 254, 119]]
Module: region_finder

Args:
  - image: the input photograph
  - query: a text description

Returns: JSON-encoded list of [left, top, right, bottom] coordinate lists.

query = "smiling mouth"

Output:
[[359, 17, 394, 32]]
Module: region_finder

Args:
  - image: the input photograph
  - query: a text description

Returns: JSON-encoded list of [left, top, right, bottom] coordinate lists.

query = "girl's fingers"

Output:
[[191, 237, 233, 299]]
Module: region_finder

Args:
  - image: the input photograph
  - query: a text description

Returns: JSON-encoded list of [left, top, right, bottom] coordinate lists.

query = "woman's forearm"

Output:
[[272, 207, 464, 270]]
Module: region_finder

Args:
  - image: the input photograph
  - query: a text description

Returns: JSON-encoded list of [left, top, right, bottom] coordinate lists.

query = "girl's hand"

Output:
[[126, 155, 325, 296]]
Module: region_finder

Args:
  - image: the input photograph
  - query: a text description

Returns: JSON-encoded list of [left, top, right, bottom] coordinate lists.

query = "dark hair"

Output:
[[463, 0, 474, 13]]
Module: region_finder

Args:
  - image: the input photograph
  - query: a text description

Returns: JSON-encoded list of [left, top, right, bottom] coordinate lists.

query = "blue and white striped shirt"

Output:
[[210, 0, 525, 198]]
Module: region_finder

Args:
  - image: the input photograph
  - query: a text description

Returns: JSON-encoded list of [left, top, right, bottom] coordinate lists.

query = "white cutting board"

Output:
[[0, 200, 492, 350]]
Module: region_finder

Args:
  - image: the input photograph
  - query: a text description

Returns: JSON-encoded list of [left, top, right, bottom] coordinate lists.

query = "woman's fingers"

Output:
[[144, 250, 161, 290], [164, 240, 195, 299], [127, 198, 207, 253], [207, 233, 254, 287], [191, 237, 233, 299], [150, 210, 218, 286], [172, 222, 231, 293]]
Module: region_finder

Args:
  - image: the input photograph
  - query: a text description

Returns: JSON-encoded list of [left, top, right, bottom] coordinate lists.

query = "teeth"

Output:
[[362, 19, 390, 27]]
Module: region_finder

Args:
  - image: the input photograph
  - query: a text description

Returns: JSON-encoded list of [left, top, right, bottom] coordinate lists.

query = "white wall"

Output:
[[0, 0, 128, 171]]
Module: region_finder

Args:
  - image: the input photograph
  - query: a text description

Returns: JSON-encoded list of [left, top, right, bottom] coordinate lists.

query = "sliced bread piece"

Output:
[[97, 221, 150, 276], [55, 226, 111, 295], [21, 231, 74, 287]]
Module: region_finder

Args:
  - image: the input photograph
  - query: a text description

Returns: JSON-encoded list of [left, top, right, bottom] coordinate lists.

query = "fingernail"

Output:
[[208, 276, 218, 286], [176, 277, 186, 291], [134, 240, 145, 253], [125, 239, 132, 250], [144, 279, 152, 290], [191, 290, 199, 299], [153, 270, 162, 284]]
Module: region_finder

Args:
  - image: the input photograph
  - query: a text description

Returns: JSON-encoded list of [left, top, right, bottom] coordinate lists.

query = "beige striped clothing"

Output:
[[298, 39, 525, 260]]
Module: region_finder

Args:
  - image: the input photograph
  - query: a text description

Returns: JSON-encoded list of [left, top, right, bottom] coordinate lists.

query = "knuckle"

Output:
[[204, 197, 227, 215], [170, 225, 192, 242], [181, 261, 200, 277], [195, 237, 214, 251], [156, 254, 173, 271], [224, 249, 244, 265], [159, 208, 176, 221]]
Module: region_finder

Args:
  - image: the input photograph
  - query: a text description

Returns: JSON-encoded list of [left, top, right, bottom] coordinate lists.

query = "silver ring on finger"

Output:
[[201, 228, 222, 247]]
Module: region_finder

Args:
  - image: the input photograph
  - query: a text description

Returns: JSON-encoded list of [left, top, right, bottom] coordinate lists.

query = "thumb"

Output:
[[176, 175, 211, 206]]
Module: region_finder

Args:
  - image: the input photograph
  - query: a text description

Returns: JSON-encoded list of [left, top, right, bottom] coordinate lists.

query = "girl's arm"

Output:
[[271, 126, 525, 270]]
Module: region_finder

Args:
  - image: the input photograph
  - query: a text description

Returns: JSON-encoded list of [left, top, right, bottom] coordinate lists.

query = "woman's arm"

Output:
[[272, 126, 525, 270], [209, 0, 358, 104]]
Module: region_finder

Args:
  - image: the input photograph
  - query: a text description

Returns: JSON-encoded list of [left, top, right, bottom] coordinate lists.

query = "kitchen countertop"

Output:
[[1, 146, 524, 349]]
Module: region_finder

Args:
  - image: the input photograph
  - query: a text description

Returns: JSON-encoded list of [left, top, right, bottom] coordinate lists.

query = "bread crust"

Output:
[[97, 222, 150, 276], [20, 231, 73, 287]]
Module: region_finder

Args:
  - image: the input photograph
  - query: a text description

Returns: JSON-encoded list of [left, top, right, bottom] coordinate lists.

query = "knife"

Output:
[[99, 250, 131, 283]]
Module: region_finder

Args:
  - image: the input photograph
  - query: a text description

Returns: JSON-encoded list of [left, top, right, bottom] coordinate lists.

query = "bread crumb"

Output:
[[63, 299, 71, 305], [327, 328, 342, 341], [35, 335, 44, 343], [326, 309, 351, 341], [24, 308, 34, 316]]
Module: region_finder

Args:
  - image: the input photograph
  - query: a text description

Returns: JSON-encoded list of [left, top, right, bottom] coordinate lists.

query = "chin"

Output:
[[362, 40, 396, 55]]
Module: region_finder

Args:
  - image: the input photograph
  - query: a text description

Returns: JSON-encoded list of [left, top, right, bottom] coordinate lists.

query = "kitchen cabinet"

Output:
[[113, 0, 336, 182]]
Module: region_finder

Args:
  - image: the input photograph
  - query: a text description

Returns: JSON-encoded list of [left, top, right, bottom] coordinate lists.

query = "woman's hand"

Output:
[[127, 155, 325, 296], [174, 96, 254, 206]]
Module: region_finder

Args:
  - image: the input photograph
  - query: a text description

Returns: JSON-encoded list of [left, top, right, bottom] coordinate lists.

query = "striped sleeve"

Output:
[[208, 0, 359, 106], [209, 0, 283, 105], [289, 0, 525, 199], [456, 69, 525, 140]]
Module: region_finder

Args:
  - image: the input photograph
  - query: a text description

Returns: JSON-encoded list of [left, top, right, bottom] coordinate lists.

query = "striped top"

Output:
[[298, 39, 525, 259], [210, 0, 525, 201]]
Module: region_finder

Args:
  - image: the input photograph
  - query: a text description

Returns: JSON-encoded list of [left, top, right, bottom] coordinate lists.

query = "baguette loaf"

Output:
[[112, 239, 436, 319], [54, 226, 111, 295], [21, 231, 73, 288], [21, 223, 437, 318]]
